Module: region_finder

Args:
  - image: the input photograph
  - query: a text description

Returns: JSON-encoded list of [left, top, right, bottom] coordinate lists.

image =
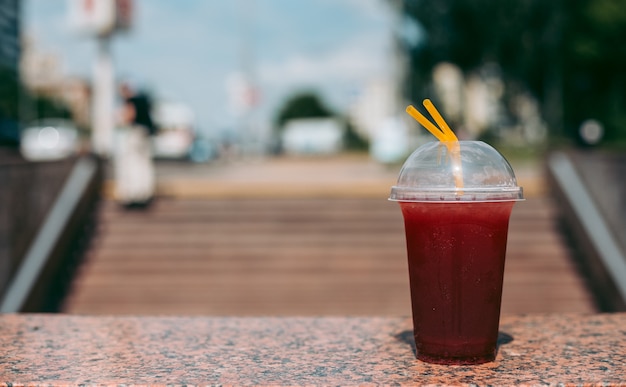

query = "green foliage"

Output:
[[0, 66, 19, 120], [399, 0, 626, 145], [563, 0, 626, 143], [401, 0, 559, 98], [275, 91, 334, 130], [343, 120, 369, 151], [34, 97, 72, 121], [572, 0, 626, 63], [0, 65, 72, 124]]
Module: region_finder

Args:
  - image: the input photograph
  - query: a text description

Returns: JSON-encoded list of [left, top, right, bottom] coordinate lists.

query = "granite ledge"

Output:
[[0, 313, 625, 386]]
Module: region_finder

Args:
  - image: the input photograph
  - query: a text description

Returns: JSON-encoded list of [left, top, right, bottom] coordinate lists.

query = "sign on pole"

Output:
[[68, 0, 132, 36]]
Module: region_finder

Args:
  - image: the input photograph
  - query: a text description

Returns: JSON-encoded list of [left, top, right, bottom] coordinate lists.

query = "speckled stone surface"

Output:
[[0, 314, 625, 386]]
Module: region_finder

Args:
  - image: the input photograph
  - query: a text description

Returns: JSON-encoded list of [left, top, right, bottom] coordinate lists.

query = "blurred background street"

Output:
[[62, 155, 595, 316], [1, 0, 624, 315]]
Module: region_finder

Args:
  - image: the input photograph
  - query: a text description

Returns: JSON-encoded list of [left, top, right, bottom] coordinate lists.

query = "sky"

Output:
[[23, 0, 398, 137]]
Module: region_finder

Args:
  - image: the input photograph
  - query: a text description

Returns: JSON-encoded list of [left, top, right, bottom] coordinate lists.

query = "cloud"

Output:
[[329, 0, 395, 23], [259, 42, 387, 87], [252, 0, 395, 114], [24, 0, 395, 132], [256, 25, 394, 116]]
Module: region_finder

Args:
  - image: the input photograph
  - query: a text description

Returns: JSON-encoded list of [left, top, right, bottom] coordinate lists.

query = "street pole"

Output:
[[91, 35, 115, 157], [237, 0, 258, 158]]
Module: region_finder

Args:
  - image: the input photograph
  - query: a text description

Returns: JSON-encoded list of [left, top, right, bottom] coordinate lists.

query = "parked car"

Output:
[[20, 119, 79, 162]]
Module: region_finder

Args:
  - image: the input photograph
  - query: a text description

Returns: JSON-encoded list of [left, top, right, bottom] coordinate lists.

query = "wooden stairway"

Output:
[[62, 196, 597, 316]]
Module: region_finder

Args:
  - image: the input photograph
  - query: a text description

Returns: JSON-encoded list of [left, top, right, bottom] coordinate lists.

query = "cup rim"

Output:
[[388, 186, 524, 202]]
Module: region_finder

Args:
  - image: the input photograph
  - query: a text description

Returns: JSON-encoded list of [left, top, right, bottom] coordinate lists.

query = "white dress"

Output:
[[113, 125, 155, 205]]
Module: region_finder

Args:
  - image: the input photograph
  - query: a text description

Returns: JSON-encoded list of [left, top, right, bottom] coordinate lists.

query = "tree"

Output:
[[0, 66, 22, 145], [399, 0, 626, 145], [0, 66, 19, 121], [274, 92, 333, 130], [0, 66, 73, 146], [563, 0, 626, 142]]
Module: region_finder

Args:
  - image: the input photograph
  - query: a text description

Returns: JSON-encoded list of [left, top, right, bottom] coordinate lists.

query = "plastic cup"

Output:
[[389, 141, 523, 365]]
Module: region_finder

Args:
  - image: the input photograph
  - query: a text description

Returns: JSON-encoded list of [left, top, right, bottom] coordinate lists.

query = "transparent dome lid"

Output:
[[389, 141, 524, 202]]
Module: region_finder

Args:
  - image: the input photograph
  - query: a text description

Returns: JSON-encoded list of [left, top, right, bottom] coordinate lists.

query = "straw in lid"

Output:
[[389, 140, 524, 202]]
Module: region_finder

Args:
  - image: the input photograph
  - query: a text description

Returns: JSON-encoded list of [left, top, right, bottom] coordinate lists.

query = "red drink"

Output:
[[399, 201, 515, 365]]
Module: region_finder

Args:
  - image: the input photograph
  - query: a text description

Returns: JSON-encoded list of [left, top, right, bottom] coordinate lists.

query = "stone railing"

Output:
[[0, 313, 624, 386], [0, 153, 102, 312]]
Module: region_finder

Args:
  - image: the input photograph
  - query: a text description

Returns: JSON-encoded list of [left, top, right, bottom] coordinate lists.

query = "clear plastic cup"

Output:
[[389, 141, 523, 365]]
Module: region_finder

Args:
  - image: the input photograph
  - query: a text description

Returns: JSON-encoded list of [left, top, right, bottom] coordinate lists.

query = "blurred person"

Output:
[[113, 82, 157, 208]]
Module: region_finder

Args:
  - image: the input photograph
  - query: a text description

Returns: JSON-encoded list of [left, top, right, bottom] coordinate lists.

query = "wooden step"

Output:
[[62, 196, 597, 316]]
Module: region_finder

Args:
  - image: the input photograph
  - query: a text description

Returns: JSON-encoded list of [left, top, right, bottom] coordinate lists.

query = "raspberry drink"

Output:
[[390, 140, 523, 365], [400, 201, 514, 364]]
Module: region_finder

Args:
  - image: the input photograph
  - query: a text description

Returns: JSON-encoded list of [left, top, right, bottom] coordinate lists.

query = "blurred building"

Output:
[[20, 35, 92, 129], [348, 79, 396, 141], [281, 118, 343, 156], [0, 0, 20, 72], [20, 36, 64, 94], [62, 77, 92, 129], [348, 79, 416, 164]]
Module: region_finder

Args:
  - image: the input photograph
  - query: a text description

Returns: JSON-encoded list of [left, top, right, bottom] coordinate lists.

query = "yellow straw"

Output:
[[448, 141, 464, 190], [423, 99, 457, 142], [405, 105, 448, 142], [405, 100, 464, 190]]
